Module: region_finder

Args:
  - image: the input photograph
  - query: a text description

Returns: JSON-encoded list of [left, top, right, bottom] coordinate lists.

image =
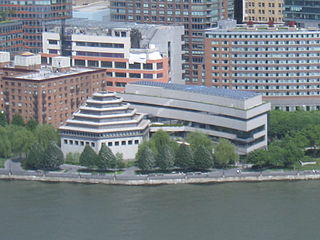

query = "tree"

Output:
[[136, 146, 156, 171], [193, 145, 213, 170], [0, 112, 7, 127], [80, 145, 98, 169], [65, 152, 81, 165], [0, 134, 11, 158], [97, 144, 116, 170], [115, 152, 125, 169], [35, 124, 59, 149], [26, 119, 38, 131], [214, 139, 238, 168], [12, 128, 36, 158], [156, 144, 175, 171], [175, 143, 194, 170], [246, 149, 269, 169], [151, 130, 178, 154], [11, 114, 24, 126], [42, 141, 64, 170], [23, 143, 44, 170], [187, 132, 213, 153]]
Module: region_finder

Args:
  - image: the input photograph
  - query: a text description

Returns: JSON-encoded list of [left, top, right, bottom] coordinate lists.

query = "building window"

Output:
[[157, 73, 163, 78], [129, 63, 141, 69], [157, 62, 163, 69], [64, 139, 68, 144], [129, 73, 141, 78], [101, 61, 112, 68], [69, 140, 73, 145], [75, 141, 79, 145], [108, 142, 113, 147], [134, 140, 139, 144], [115, 141, 119, 146], [128, 140, 133, 145], [121, 141, 126, 145], [115, 62, 127, 69], [91, 142, 95, 147], [80, 141, 84, 146], [143, 63, 153, 70], [115, 72, 126, 78]]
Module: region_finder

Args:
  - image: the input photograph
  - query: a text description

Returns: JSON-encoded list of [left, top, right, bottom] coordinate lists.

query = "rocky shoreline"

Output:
[[1, 172, 320, 185]]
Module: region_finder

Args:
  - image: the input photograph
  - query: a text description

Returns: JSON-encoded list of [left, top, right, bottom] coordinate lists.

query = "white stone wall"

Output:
[[61, 135, 145, 160]]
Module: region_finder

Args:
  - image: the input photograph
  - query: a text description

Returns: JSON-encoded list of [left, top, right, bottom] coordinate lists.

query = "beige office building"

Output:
[[243, 0, 284, 23]]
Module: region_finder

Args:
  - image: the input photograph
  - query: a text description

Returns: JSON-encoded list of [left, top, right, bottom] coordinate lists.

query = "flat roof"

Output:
[[131, 81, 260, 100], [14, 67, 98, 80]]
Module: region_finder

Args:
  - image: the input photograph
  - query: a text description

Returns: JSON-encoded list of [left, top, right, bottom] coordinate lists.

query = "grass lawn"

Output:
[[0, 158, 6, 168]]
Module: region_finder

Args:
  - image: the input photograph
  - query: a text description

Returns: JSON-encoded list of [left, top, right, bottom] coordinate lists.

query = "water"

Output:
[[0, 180, 319, 240]]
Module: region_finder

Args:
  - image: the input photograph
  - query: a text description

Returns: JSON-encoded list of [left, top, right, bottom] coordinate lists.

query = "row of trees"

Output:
[[136, 130, 238, 171], [247, 110, 320, 169], [0, 113, 59, 159], [79, 144, 124, 170]]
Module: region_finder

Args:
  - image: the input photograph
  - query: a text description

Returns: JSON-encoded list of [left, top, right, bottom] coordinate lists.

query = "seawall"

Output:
[[1, 173, 320, 185]]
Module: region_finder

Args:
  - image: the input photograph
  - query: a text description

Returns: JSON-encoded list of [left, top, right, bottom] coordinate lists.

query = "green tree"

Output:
[[246, 149, 269, 169], [135, 141, 155, 164], [12, 128, 36, 158], [186, 132, 213, 153], [80, 145, 98, 169], [151, 130, 171, 150], [23, 143, 44, 170], [35, 124, 59, 149], [0, 134, 11, 158], [156, 144, 175, 171], [115, 152, 125, 169], [11, 114, 24, 126], [0, 112, 7, 127], [175, 143, 194, 170], [25, 119, 38, 131], [97, 144, 116, 170], [214, 139, 238, 168], [42, 141, 64, 170], [193, 145, 213, 170], [136, 146, 156, 171], [282, 141, 304, 168], [65, 152, 81, 165]]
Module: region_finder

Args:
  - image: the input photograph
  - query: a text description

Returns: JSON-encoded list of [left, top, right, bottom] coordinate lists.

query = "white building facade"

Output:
[[119, 81, 271, 155], [59, 92, 150, 159]]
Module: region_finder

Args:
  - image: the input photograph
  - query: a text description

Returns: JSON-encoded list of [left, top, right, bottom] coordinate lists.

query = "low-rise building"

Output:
[[42, 18, 184, 90], [59, 91, 150, 159], [205, 20, 320, 111], [119, 81, 270, 155], [0, 53, 106, 126]]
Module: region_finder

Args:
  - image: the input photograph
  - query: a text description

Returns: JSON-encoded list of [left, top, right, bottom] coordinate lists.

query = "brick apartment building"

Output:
[[204, 20, 320, 111], [243, 0, 284, 23], [0, 52, 106, 127]]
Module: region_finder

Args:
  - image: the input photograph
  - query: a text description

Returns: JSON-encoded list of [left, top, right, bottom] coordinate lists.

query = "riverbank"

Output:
[[1, 171, 320, 185]]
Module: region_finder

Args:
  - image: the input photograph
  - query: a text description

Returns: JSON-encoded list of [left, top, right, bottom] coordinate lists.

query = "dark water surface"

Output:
[[0, 180, 319, 240]]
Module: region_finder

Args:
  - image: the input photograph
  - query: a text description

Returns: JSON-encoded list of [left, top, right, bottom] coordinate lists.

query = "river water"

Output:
[[0, 180, 319, 240]]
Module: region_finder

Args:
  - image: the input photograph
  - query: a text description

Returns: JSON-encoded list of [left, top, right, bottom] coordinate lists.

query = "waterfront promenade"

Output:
[[1, 159, 320, 185]]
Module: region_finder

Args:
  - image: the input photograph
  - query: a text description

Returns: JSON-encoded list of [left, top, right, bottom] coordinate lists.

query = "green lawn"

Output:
[[0, 158, 6, 168]]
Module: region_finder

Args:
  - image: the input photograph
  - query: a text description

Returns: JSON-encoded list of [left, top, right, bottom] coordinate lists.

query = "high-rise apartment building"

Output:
[[0, 0, 72, 53], [204, 20, 320, 111], [0, 20, 23, 54], [110, 0, 234, 84], [284, 0, 320, 28], [243, 0, 284, 23]]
